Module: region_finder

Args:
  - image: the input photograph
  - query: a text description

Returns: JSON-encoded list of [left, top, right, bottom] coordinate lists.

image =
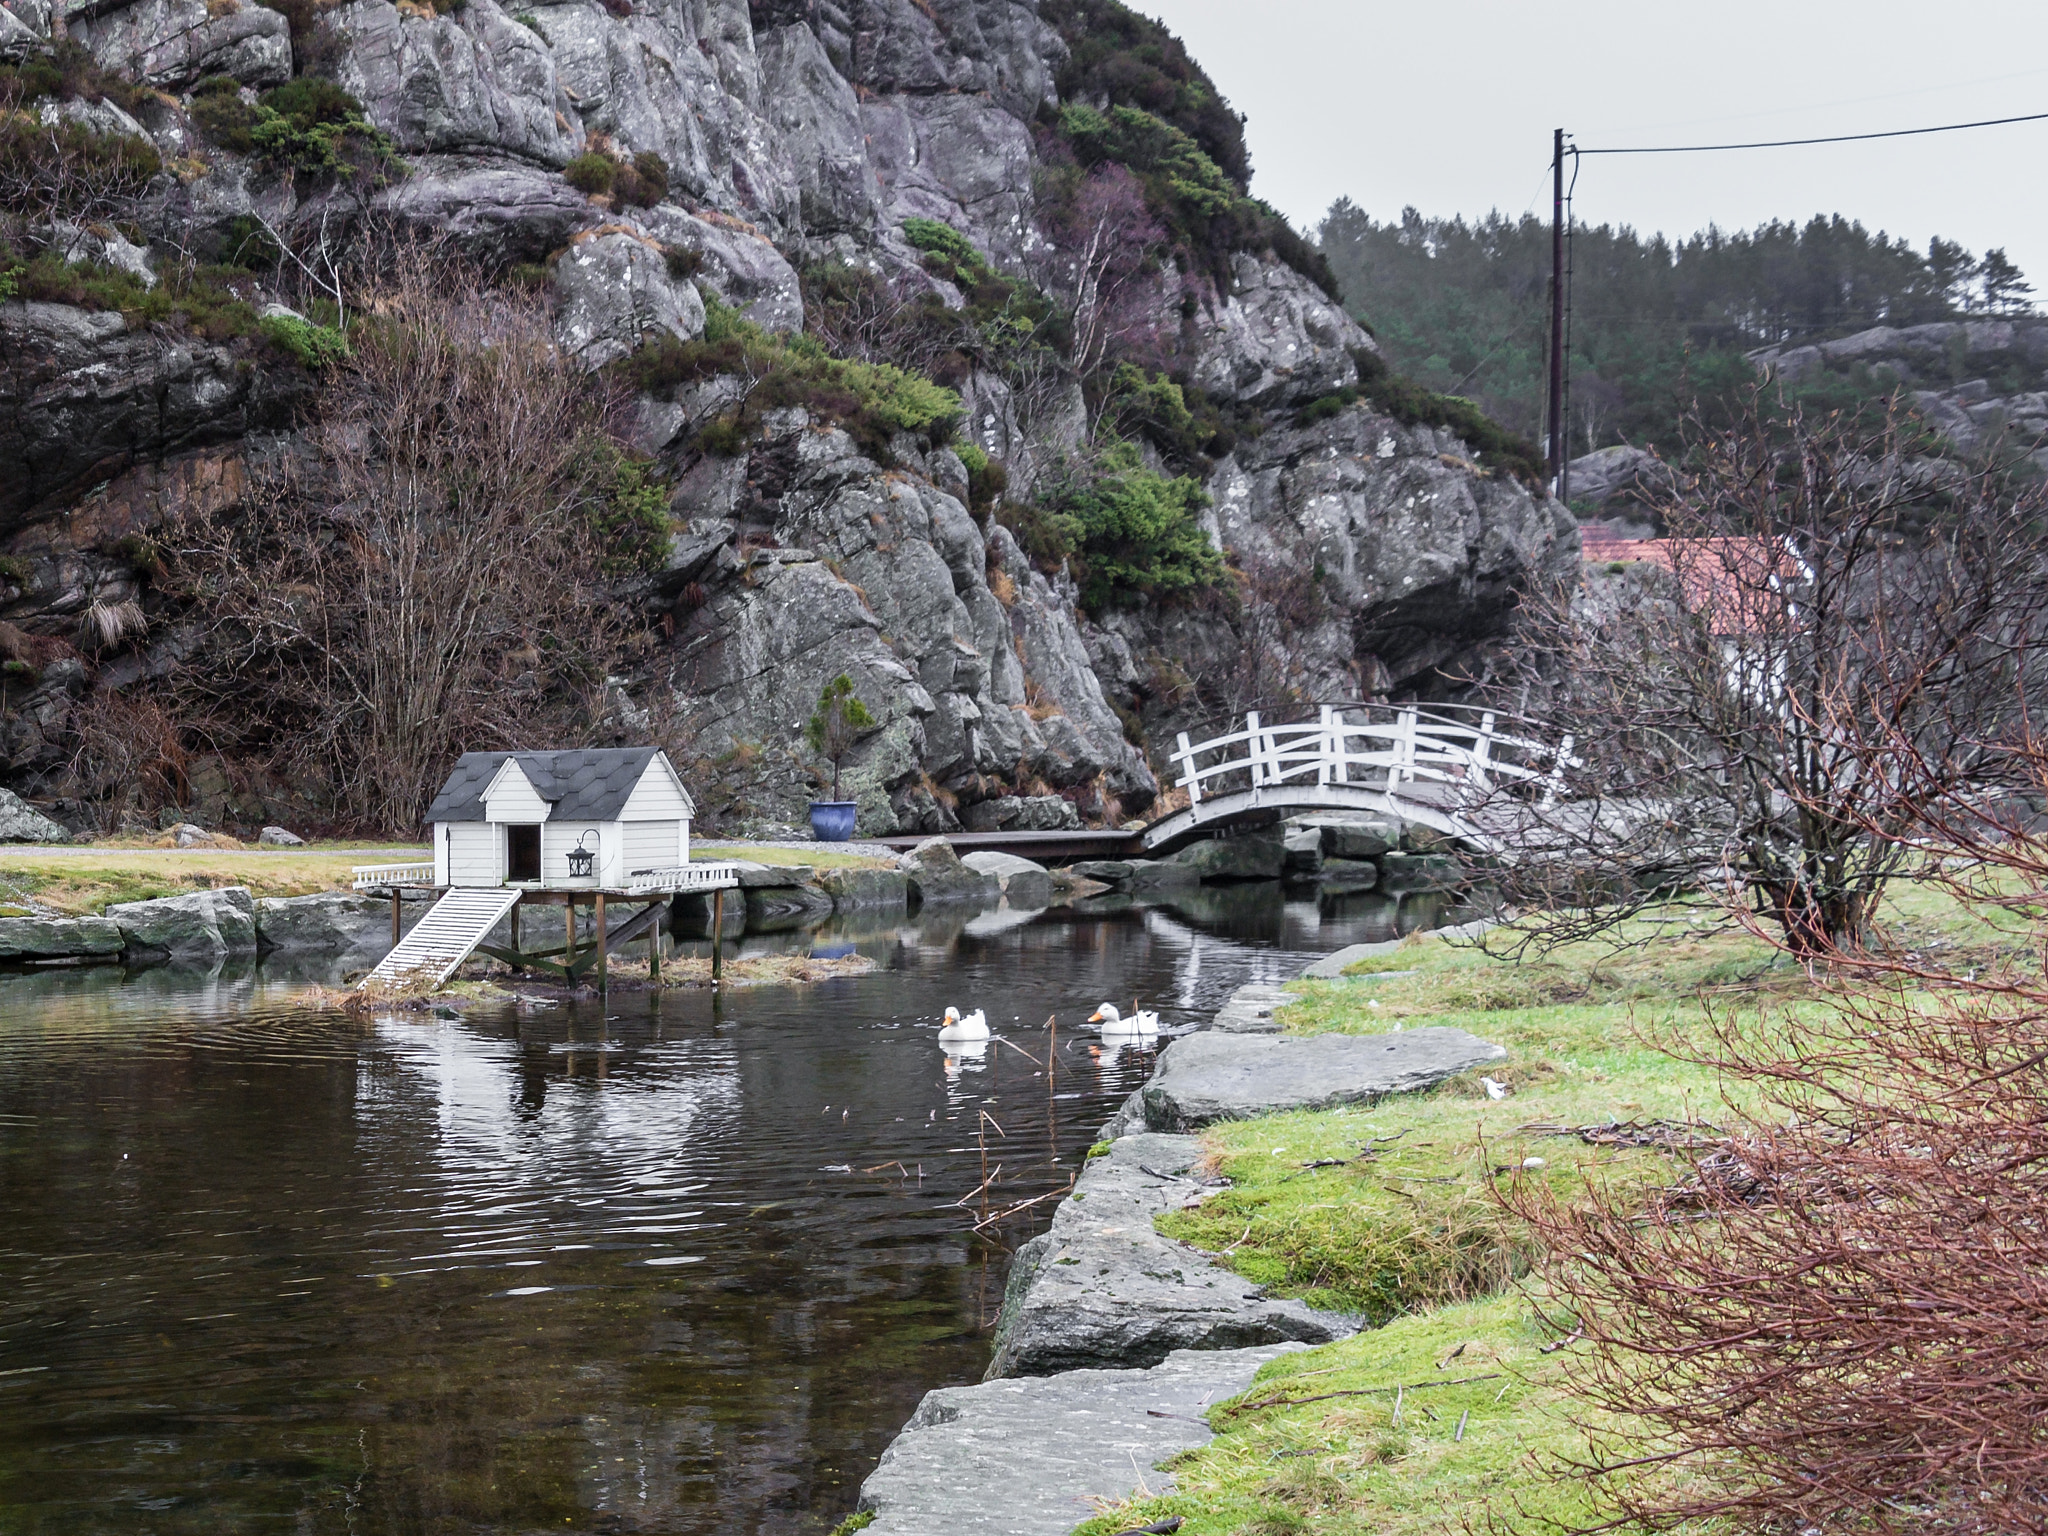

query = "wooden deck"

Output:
[[350, 862, 744, 991]]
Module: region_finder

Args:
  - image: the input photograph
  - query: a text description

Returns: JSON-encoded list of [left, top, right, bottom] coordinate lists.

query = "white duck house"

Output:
[[423, 747, 696, 891]]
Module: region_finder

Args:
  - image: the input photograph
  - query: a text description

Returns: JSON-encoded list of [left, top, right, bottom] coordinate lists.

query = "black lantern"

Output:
[[565, 832, 597, 880]]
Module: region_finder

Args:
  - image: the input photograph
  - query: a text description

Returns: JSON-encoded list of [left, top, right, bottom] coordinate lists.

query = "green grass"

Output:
[[1073, 1294, 1613, 1536], [1105, 886, 2017, 1535], [692, 842, 891, 870]]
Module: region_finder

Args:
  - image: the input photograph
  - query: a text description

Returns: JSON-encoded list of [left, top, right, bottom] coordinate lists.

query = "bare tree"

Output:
[[1037, 163, 1166, 383], [164, 256, 653, 833], [1481, 395, 2048, 956]]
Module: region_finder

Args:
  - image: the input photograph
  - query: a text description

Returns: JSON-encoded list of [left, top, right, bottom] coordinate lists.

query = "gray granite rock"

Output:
[[1139, 1027, 1505, 1132], [253, 892, 419, 961], [552, 231, 705, 368], [1124, 858, 1199, 893], [1318, 856, 1380, 892], [1283, 825, 1322, 873], [897, 836, 999, 907], [1068, 859, 1134, 884], [860, 1343, 1306, 1536], [1320, 819, 1399, 860], [0, 787, 70, 842], [1172, 833, 1284, 882], [0, 914, 123, 961], [983, 1133, 1354, 1379], [740, 879, 834, 932], [1212, 981, 1299, 1034], [77, 0, 291, 88], [814, 865, 909, 913], [106, 887, 259, 962], [960, 850, 1052, 907], [257, 825, 305, 846], [1379, 851, 1461, 891]]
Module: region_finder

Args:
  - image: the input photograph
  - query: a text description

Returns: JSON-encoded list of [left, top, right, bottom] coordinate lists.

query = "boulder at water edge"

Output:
[[814, 866, 910, 913], [896, 837, 999, 907], [105, 887, 259, 962], [959, 851, 1053, 907], [253, 893, 412, 963], [0, 915, 124, 961], [1171, 834, 1285, 882]]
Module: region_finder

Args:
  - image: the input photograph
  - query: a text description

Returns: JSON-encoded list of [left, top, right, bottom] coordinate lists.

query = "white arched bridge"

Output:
[[870, 702, 1583, 861], [1139, 703, 1577, 856]]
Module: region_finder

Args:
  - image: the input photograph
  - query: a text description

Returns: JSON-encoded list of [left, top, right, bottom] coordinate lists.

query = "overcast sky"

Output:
[[1142, 1, 2048, 292]]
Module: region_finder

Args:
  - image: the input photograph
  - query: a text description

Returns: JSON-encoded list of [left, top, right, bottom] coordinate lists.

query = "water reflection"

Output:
[[0, 881, 1439, 1534]]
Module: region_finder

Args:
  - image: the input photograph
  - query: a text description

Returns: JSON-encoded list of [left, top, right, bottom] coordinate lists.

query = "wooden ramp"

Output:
[[358, 887, 523, 991]]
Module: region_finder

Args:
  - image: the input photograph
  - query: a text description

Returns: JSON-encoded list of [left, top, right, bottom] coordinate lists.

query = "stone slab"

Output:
[[983, 1134, 1353, 1380], [859, 1343, 1305, 1536], [1213, 981, 1299, 1034], [0, 914, 123, 961], [1139, 1028, 1505, 1132]]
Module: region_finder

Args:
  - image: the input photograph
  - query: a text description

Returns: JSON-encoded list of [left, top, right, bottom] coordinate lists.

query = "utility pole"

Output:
[[1547, 127, 1566, 503]]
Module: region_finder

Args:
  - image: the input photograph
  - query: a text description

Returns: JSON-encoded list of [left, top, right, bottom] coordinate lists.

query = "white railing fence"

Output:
[[1169, 704, 1579, 812], [622, 862, 744, 894], [352, 862, 436, 890]]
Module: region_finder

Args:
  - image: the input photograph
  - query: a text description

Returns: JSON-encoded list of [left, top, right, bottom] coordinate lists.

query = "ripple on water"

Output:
[[0, 887, 1430, 1533]]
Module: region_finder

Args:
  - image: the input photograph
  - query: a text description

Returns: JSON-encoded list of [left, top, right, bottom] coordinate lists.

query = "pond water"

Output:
[[0, 885, 1459, 1535]]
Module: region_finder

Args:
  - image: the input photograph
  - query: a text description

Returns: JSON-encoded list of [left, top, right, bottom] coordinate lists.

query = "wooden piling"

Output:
[[648, 900, 661, 984], [710, 888, 725, 983], [595, 892, 608, 991], [510, 900, 521, 971], [566, 901, 576, 969], [390, 890, 400, 946]]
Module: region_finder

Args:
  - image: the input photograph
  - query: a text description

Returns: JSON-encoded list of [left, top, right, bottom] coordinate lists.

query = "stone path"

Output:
[[1137, 1027, 1506, 1132], [984, 1133, 1355, 1380], [859, 1343, 1305, 1536]]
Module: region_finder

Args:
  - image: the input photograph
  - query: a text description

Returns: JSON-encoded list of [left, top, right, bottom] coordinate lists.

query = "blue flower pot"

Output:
[[808, 801, 858, 842]]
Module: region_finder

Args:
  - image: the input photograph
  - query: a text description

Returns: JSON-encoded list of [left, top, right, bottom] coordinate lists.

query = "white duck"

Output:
[[1089, 1003, 1159, 1037], [938, 1006, 989, 1041]]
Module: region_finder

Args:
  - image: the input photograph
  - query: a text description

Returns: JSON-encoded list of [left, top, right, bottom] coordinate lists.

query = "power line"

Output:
[[1579, 109, 2048, 156]]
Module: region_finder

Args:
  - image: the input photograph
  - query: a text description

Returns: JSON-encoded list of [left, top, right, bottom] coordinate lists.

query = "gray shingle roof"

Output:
[[423, 748, 690, 823]]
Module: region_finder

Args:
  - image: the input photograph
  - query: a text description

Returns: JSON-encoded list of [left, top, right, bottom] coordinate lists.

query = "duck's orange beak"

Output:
[[1087, 1008, 1105, 1023]]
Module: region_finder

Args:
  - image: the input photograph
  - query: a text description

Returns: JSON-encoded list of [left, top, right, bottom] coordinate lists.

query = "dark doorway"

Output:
[[506, 824, 541, 883]]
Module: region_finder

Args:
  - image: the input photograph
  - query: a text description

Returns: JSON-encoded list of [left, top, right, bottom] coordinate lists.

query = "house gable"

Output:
[[619, 753, 694, 822], [482, 759, 551, 824]]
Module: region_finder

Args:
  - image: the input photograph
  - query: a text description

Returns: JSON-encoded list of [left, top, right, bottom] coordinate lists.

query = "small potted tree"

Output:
[[805, 674, 876, 842]]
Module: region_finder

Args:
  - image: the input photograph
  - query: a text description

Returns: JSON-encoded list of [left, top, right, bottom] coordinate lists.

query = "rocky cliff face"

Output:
[[0, 0, 1576, 834]]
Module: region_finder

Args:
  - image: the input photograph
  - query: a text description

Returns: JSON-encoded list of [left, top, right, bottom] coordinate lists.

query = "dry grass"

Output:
[[0, 848, 401, 912]]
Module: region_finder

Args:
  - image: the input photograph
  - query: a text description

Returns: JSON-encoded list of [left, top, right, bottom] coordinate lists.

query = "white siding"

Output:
[[483, 761, 550, 823], [446, 823, 500, 887], [541, 821, 605, 886], [620, 758, 693, 821], [623, 820, 681, 874]]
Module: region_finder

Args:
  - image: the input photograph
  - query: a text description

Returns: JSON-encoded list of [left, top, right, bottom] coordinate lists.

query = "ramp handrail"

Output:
[[352, 862, 435, 890]]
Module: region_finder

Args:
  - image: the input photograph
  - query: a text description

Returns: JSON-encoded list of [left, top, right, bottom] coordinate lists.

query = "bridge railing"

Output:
[[1169, 704, 1578, 811]]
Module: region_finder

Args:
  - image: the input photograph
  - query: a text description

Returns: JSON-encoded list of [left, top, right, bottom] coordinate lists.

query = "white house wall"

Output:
[[445, 823, 500, 887], [541, 821, 606, 886], [623, 820, 682, 875]]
